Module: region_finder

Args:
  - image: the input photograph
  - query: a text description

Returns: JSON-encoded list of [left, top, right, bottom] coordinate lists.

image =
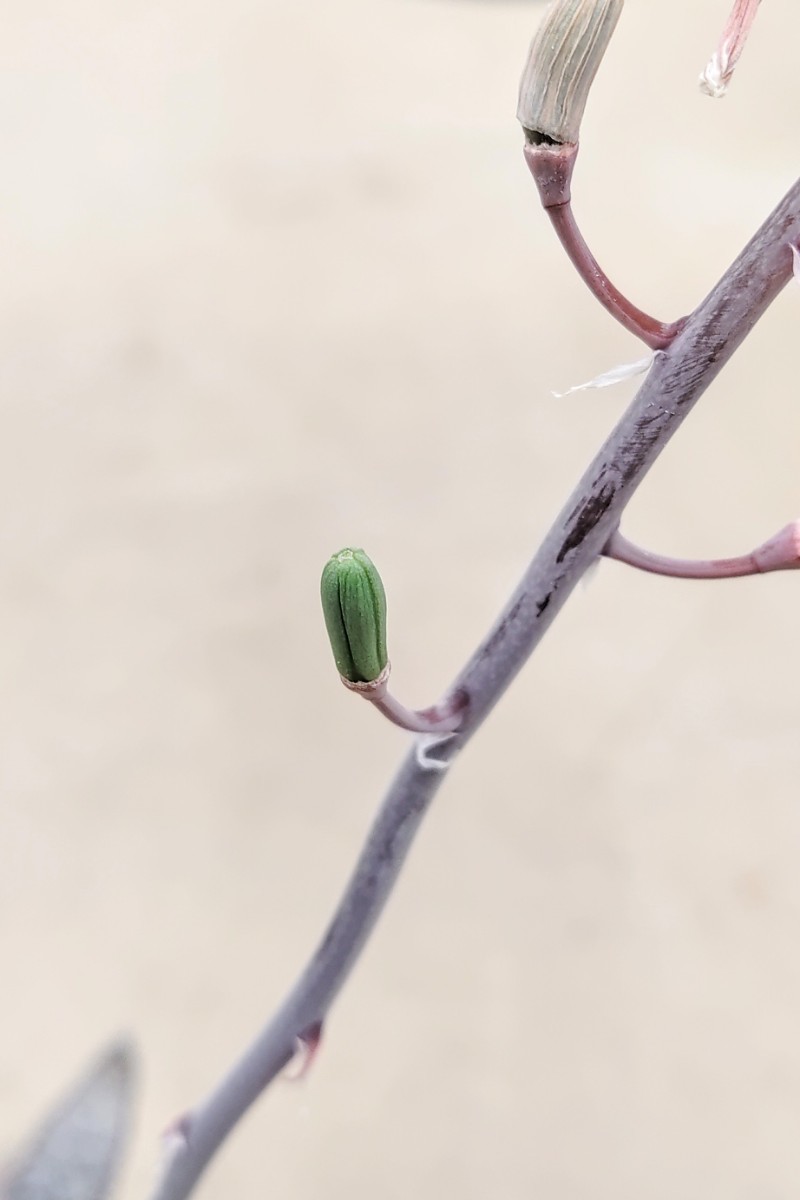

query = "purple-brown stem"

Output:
[[523, 142, 684, 349], [148, 178, 800, 1200], [604, 523, 800, 580]]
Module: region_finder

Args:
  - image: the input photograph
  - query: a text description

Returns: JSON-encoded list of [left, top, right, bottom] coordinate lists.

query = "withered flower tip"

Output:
[[517, 0, 624, 146]]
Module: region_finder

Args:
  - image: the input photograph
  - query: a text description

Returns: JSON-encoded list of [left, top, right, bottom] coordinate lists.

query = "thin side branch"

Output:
[[522, 142, 684, 349], [149, 177, 800, 1200], [545, 199, 683, 348], [604, 522, 800, 579], [342, 669, 467, 734], [370, 690, 465, 734]]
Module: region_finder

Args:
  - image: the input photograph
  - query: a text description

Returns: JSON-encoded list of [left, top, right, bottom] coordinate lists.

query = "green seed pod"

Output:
[[321, 548, 388, 684]]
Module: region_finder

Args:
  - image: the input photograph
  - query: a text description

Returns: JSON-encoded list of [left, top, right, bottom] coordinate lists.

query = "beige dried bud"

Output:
[[517, 0, 624, 145]]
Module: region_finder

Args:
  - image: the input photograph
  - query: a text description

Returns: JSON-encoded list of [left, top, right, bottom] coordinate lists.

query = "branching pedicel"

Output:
[[605, 523, 800, 580], [141, 3, 799, 1198]]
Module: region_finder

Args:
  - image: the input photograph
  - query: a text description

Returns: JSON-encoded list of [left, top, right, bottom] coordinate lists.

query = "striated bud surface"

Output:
[[321, 548, 388, 684], [517, 0, 624, 145]]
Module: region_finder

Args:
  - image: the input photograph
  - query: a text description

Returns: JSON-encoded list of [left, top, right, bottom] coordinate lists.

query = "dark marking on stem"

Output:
[[479, 595, 524, 659], [556, 482, 617, 564], [615, 398, 680, 488], [536, 593, 552, 617]]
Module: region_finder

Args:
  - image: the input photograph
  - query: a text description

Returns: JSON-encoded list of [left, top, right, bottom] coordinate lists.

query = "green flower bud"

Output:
[[321, 548, 388, 684]]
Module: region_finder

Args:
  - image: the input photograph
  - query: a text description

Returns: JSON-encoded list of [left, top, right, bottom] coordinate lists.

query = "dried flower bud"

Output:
[[321, 548, 388, 684], [517, 0, 624, 145], [699, 0, 761, 99]]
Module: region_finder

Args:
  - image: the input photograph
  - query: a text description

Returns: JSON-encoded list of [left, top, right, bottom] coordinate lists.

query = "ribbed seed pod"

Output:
[[321, 548, 388, 684], [517, 0, 624, 145]]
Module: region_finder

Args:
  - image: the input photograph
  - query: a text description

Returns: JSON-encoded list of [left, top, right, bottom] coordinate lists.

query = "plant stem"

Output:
[[604, 524, 800, 580], [523, 142, 684, 349], [342, 669, 467, 734], [148, 178, 800, 1200], [370, 689, 466, 734], [545, 203, 683, 349]]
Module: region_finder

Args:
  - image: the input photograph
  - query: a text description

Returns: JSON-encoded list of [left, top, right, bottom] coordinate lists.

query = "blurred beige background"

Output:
[[1, 0, 799, 1197]]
